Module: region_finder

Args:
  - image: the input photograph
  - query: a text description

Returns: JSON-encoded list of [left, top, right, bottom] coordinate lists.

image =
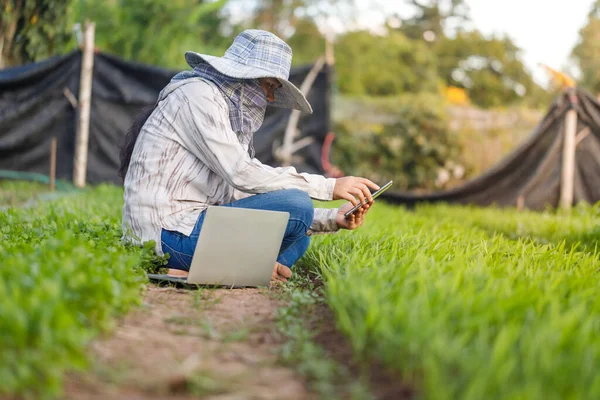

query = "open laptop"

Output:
[[148, 206, 290, 288]]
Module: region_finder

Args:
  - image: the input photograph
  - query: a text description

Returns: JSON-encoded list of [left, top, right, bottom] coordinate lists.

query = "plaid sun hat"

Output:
[[185, 29, 313, 114]]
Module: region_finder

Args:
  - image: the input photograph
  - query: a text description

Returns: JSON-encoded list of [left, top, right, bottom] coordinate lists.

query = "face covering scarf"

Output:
[[171, 64, 268, 157]]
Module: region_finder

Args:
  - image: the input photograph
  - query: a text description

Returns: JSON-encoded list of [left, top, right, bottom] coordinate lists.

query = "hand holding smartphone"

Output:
[[344, 180, 393, 219]]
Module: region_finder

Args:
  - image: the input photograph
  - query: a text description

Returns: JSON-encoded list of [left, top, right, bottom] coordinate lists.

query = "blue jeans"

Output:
[[161, 189, 313, 271]]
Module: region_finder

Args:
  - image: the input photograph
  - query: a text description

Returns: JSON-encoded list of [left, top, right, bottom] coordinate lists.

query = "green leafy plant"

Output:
[[333, 93, 464, 190], [0, 180, 49, 207], [0, 184, 164, 399]]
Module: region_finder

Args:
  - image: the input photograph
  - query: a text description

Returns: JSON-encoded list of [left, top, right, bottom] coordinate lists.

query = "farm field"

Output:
[[1, 182, 599, 399], [306, 201, 600, 400]]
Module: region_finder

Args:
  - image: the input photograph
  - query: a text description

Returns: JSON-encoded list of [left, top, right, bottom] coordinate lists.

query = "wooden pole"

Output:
[[49, 137, 57, 192], [559, 92, 578, 211], [325, 38, 334, 66], [278, 56, 326, 166], [73, 21, 95, 188]]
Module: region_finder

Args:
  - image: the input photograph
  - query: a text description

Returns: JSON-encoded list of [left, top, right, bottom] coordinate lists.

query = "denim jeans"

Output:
[[161, 189, 313, 271]]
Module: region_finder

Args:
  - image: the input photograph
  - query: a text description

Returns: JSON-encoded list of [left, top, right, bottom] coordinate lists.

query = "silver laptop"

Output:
[[149, 206, 289, 288]]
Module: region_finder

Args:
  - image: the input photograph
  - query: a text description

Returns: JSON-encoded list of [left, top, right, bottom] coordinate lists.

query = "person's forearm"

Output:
[[308, 208, 339, 235], [223, 160, 335, 200]]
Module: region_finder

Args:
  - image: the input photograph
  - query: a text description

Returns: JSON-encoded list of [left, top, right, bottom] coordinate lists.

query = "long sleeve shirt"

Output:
[[122, 77, 339, 255]]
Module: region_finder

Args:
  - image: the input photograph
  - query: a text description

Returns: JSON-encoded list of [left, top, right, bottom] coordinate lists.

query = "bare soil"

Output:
[[64, 285, 310, 400], [63, 283, 410, 400]]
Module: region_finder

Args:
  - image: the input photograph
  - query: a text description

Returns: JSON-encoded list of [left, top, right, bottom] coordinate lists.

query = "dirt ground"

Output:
[[64, 285, 311, 400], [63, 283, 410, 400]]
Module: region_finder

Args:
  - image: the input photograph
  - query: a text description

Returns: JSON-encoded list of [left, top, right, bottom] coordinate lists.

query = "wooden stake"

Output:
[[50, 137, 57, 192], [325, 38, 335, 66], [73, 21, 95, 188], [560, 105, 578, 211], [516, 195, 524, 211]]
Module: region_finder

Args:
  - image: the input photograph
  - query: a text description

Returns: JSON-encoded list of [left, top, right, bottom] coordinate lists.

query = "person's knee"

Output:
[[282, 189, 314, 232]]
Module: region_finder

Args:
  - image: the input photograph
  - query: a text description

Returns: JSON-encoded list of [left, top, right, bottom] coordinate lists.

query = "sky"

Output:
[[350, 0, 595, 87]]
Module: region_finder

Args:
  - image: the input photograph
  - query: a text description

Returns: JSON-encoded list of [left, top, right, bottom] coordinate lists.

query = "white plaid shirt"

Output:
[[122, 78, 339, 255], [171, 63, 267, 156]]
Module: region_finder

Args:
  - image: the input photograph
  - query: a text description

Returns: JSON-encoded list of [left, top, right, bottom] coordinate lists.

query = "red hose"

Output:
[[321, 132, 335, 171]]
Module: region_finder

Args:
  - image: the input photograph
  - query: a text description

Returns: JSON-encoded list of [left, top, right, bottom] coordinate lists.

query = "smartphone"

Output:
[[344, 180, 393, 219]]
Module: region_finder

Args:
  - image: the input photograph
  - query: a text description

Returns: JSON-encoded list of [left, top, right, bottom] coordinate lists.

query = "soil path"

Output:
[[64, 285, 311, 400]]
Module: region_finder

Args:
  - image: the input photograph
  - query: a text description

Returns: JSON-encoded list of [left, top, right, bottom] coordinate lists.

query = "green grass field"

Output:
[[304, 201, 600, 400], [1, 183, 599, 399]]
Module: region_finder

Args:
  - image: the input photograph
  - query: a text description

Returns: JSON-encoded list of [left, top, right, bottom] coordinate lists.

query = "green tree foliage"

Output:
[[223, 0, 353, 66], [399, 0, 470, 41], [435, 31, 547, 108], [251, 0, 303, 37], [390, 0, 547, 108], [335, 30, 439, 96], [243, 0, 354, 38], [571, 0, 600, 94], [285, 18, 325, 65], [74, 0, 229, 69], [0, 0, 75, 68]]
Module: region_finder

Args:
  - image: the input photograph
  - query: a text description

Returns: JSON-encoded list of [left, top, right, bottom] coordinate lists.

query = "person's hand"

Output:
[[336, 201, 372, 230], [333, 176, 379, 206]]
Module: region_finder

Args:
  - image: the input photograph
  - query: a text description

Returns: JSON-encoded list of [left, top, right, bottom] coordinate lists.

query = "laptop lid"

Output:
[[186, 206, 290, 287]]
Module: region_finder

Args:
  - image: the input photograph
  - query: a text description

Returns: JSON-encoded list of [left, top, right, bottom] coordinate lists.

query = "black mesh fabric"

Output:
[[0, 51, 332, 184]]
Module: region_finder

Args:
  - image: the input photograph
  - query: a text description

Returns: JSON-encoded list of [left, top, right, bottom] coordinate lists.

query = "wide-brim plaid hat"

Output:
[[185, 29, 313, 114]]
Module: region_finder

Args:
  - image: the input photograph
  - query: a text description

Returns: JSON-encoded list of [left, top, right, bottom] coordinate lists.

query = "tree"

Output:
[[225, 0, 355, 40], [392, 0, 547, 108], [0, 0, 75, 68], [285, 18, 325, 65], [74, 0, 229, 69], [571, 0, 600, 94], [435, 31, 546, 108], [399, 0, 470, 42], [250, 0, 303, 38], [335, 30, 439, 97]]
